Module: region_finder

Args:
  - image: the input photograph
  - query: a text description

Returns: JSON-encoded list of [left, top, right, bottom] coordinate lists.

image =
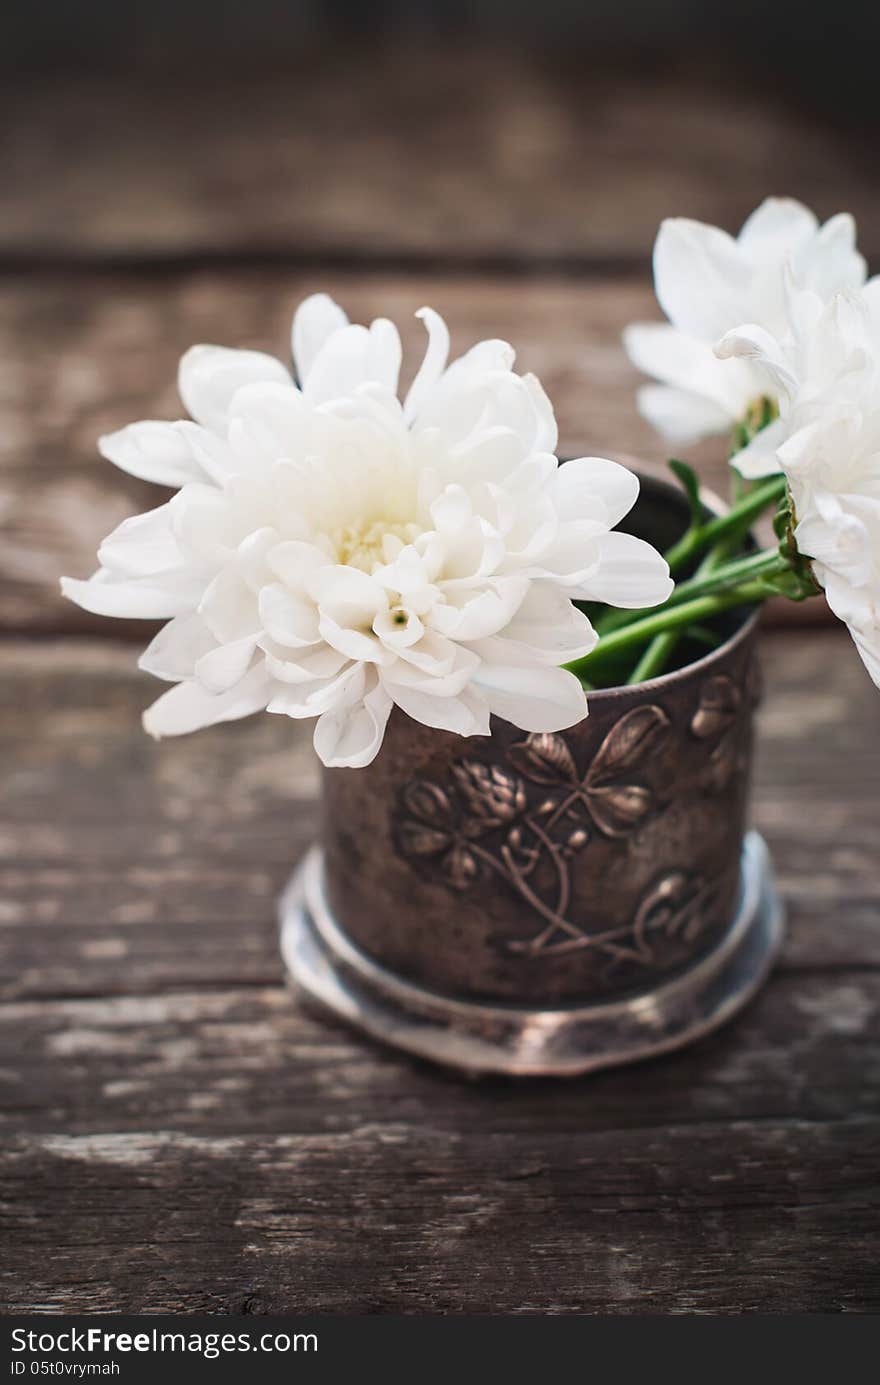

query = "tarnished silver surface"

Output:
[[279, 831, 784, 1077]]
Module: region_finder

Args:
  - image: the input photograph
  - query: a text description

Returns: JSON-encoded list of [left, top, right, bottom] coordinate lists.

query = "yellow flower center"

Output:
[[332, 518, 421, 573]]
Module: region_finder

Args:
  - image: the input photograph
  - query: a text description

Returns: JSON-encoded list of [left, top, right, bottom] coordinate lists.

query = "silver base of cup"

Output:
[[279, 831, 784, 1077]]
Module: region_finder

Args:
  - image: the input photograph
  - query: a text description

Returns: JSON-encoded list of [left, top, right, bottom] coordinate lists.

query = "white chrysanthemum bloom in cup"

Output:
[[61, 296, 672, 767], [779, 410, 880, 689], [623, 197, 867, 455], [718, 287, 880, 688], [715, 281, 876, 476]]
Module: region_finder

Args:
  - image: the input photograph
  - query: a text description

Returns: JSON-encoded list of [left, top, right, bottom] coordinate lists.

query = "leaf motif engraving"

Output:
[[585, 705, 670, 787], [585, 783, 654, 838], [631, 871, 712, 955], [402, 778, 455, 829], [508, 732, 577, 786], [700, 731, 747, 795], [444, 843, 479, 891], [393, 692, 732, 963], [691, 675, 741, 740], [397, 821, 452, 857]]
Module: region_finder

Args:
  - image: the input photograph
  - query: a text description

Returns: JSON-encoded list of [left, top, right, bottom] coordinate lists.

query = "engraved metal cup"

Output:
[[281, 476, 784, 1075]]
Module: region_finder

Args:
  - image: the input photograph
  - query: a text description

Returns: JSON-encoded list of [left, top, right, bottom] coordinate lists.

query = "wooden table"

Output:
[[2, 49, 879, 1315]]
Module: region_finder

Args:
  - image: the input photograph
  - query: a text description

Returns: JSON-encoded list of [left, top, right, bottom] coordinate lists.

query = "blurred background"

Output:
[[1, 1, 878, 637]]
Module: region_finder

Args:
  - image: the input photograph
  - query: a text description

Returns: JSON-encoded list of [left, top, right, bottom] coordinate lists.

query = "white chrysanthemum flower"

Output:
[[715, 281, 876, 476], [717, 286, 880, 689], [779, 410, 880, 689], [61, 295, 672, 767], [623, 197, 867, 452]]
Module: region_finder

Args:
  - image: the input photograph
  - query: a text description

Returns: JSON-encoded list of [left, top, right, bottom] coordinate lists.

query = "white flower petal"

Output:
[[237, 527, 281, 593], [97, 501, 182, 577], [262, 643, 348, 684], [451, 427, 527, 485], [430, 577, 529, 641], [471, 663, 587, 732], [373, 606, 425, 649], [143, 665, 272, 739], [635, 384, 734, 444], [313, 674, 393, 769], [178, 345, 291, 432], [199, 567, 261, 643], [531, 522, 602, 586], [549, 456, 639, 530], [318, 613, 392, 665], [258, 582, 320, 647], [60, 572, 193, 619], [715, 322, 799, 401], [194, 634, 260, 694], [292, 294, 349, 385], [731, 416, 788, 479], [430, 483, 473, 533], [175, 422, 241, 484], [862, 275, 880, 335], [308, 565, 388, 628], [795, 213, 867, 299], [138, 612, 217, 681], [393, 629, 458, 675], [267, 663, 363, 719], [303, 320, 402, 404], [520, 373, 558, 454], [737, 197, 818, 259], [98, 421, 204, 488], [491, 584, 598, 664], [170, 484, 241, 566], [654, 217, 751, 340], [573, 531, 673, 608], [624, 324, 756, 420], [383, 644, 480, 697], [848, 625, 880, 690], [412, 340, 517, 446], [383, 681, 490, 737], [267, 540, 330, 590], [225, 380, 308, 463], [403, 307, 450, 424]]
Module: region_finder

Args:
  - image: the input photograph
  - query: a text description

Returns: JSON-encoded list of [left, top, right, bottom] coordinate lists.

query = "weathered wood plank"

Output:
[[2, 55, 879, 264], [1, 632, 877, 1012], [0, 269, 830, 635], [1, 969, 878, 1138], [1, 1122, 878, 1313]]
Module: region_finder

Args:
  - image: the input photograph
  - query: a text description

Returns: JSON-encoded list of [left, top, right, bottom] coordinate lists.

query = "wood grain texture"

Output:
[[2, 1121, 878, 1314], [0, 632, 878, 1311], [0, 269, 829, 636], [2, 52, 879, 265]]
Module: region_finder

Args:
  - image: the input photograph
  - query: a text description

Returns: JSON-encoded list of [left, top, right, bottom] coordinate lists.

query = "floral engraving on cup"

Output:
[[691, 673, 750, 794], [394, 705, 719, 965]]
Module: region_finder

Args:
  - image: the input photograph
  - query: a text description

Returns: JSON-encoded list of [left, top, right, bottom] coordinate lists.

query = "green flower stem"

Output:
[[593, 473, 785, 640], [686, 624, 723, 649], [568, 580, 771, 684], [660, 548, 787, 608], [597, 548, 787, 639], [661, 472, 786, 575], [623, 538, 744, 684], [626, 630, 679, 684]]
